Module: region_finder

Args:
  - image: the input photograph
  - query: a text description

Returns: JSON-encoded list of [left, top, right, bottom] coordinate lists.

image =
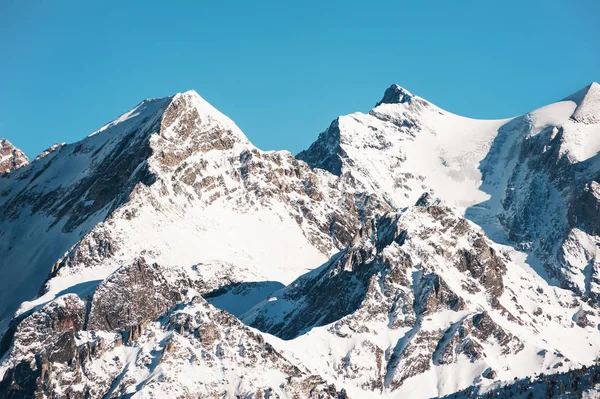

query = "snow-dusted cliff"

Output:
[[1, 82, 599, 398]]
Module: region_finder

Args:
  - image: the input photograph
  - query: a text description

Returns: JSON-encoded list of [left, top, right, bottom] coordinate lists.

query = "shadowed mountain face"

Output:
[[465, 84, 600, 303], [1, 83, 600, 398]]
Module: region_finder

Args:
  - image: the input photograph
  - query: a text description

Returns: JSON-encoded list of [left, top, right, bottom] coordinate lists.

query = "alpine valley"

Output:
[[1, 82, 600, 399]]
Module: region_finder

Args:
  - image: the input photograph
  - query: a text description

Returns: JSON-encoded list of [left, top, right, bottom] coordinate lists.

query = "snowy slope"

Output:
[[297, 84, 510, 210], [0, 89, 390, 396], [299, 82, 600, 303], [0, 96, 173, 334], [241, 201, 600, 398], [7, 90, 391, 326], [1, 82, 600, 399], [0, 259, 345, 398]]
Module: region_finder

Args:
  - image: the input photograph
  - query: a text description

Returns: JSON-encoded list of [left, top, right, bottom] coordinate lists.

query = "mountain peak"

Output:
[[0, 138, 29, 173], [569, 81, 600, 124], [160, 89, 252, 148], [374, 83, 414, 107]]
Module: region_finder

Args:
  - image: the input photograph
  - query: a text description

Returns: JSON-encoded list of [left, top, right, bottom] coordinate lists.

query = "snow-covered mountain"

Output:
[[1, 82, 599, 398], [298, 82, 600, 305]]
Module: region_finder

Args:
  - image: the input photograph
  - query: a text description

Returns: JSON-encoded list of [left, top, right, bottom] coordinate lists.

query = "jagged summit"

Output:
[[87, 89, 251, 148], [0, 88, 259, 334], [374, 83, 414, 107], [5, 81, 600, 398], [0, 138, 29, 174], [160, 89, 251, 147]]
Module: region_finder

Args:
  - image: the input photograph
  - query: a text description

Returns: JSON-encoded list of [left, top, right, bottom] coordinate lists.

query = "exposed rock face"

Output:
[[87, 257, 190, 332], [0, 259, 345, 398], [416, 272, 465, 316], [477, 110, 600, 302], [160, 91, 249, 152], [234, 147, 390, 251], [0, 294, 92, 399], [375, 83, 414, 107], [0, 138, 29, 174], [244, 213, 415, 340], [455, 237, 506, 298], [433, 312, 523, 366], [241, 203, 525, 391], [296, 118, 348, 176], [2, 82, 600, 399]]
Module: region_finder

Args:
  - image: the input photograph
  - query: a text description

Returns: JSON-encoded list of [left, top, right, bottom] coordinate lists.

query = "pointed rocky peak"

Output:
[[0, 138, 29, 173], [296, 117, 345, 175], [375, 83, 414, 107], [569, 82, 600, 124], [159, 89, 252, 150]]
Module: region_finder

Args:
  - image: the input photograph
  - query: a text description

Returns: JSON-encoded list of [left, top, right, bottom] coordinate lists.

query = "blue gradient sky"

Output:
[[1, 1, 599, 158]]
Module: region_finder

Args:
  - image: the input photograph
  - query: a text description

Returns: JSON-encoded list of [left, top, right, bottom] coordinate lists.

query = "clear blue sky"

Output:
[[1, 1, 598, 158]]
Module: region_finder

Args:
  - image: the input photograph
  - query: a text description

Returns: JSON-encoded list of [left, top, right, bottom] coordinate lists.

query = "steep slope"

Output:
[[297, 84, 509, 210], [0, 96, 173, 334], [468, 82, 600, 301], [0, 139, 29, 174], [240, 199, 600, 397], [0, 258, 344, 398], [0, 86, 374, 396], [2, 82, 600, 398], [23, 91, 390, 316], [0, 90, 389, 358], [298, 82, 600, 303]]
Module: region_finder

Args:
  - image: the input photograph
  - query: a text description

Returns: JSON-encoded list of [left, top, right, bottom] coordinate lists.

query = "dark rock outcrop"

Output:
[[87, 257, 190, 332], [375, 84, 413, 107]]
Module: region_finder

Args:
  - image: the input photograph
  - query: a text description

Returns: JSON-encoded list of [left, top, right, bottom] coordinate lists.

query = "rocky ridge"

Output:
[[0, 82, 600, 398], [0, 258, 345, 398], [240, 200, 598, 397]]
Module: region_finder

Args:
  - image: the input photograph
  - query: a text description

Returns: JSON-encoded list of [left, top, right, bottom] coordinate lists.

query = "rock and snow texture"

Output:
[[0, 259, 344, 398], [242, 203, 600, 397], [33, 143, 65, 161], [1, 82, 600, 398], [298, 82, 600, 304], [0, 138, 29, 173]]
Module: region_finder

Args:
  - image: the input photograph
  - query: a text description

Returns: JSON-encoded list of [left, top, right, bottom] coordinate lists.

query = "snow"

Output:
[[569, 82, 600, 124], [250, 205, 600, 398], [3, 81, 600, 398], [326, 96, 511, 211], [0, 96, 171, 333]]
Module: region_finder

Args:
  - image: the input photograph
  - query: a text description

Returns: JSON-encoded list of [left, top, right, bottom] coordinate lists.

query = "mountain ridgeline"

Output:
[[1, 82, 600, 398]]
